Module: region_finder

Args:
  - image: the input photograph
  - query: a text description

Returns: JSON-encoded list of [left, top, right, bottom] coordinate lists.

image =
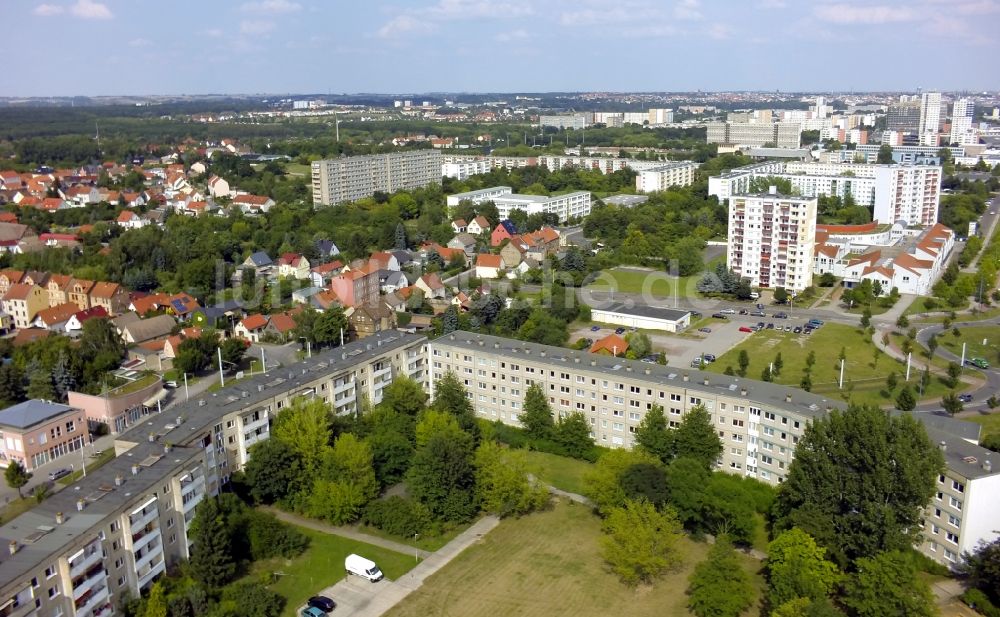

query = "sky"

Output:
[[5, 0, 1000, 97]]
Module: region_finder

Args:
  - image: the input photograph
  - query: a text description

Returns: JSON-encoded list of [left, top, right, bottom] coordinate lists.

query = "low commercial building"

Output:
[[446, 186, 591, 222], [0, 400, 89, 470], [590, 303, 691, 333]]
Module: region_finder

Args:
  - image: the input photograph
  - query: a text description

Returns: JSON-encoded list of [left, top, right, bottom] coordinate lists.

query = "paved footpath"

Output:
[[262, 507, 434, 559]]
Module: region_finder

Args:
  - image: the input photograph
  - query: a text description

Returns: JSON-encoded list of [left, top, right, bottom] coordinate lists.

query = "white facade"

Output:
[[590, 305, 691, 333], [705, 121, 802, 148], [950, 99, 977, 146], [727, 191, 817, 291], [872, 165, 941, 226], [634, 162, 698, 192], [919, 92, 942, 147], [442, 159, 491, 180], [311, 150, 442, 205], [447, 186, 591, 222]]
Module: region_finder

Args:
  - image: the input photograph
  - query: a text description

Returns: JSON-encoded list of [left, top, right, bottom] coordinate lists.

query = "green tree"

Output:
[[432, 371, 479, 437], [377, 375, 427, 417], [960, 538, 1000, 606], [406, 431, 477, 522], [554, 411, 593, 458], [474, 441, 549, 517], [313, 306, 348, 347], [946, 361, 962, 388], [860, 308, 871, 328], [600, 498, 683, 585], [674, 405, 722, 471], [687, 536, 755, 617], [806, 350, 816, 370], [585, 448, 661, 516], [895, 386, 916, 411], [927, 334, 938, 356], [737, 349, 750, 377], [625, 331, 652, 358], [219, 337, 247, 367], [761, 365, 773, 382], [270, 398, 331, 478], [441, 305, 459, 334], [517, 309, 569, 346], [218, 582, 285, 617], [519, 382, 554, 438], [414, 409, 463, 447], [773, 405, 944, 567], [773, 352, 784, 376], [942, 392, 964, 415], [774, 287, 789, 304], [664, 456, 711, 528], [188, 497, 237, 588], [308, 433, 378, 524], [26, 369, 56, 401], [800, 373, 813, 392], [4, 460, 31, 498], [243, 438, 304, 505], [841, 551, 938, 617], [635, 404, 674, 464], [877, 144, 894, 164], [365, 410, 415, 487], [765, 528, 841, 610], [144, 580, 168, 617]]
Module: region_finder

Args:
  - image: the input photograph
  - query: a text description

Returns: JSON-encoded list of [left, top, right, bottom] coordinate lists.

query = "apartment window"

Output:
[[946, 532, 959, 544], [118, 576, 127, 586], [949, 496, 963, 511], [938, 474, 946, 483], [689, 397, 700, 405], [48, 588, 58, 599], [944, 549, 957, 562], [115, 557, 124, 568], [948, 514, 960, 527], [670, 394, 681, 402], [952, 480, 965, 493], [45, 565, 56, 578]]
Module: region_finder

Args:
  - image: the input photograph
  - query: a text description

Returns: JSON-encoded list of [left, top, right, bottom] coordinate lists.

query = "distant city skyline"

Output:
[[5, 0, 1000, 97]]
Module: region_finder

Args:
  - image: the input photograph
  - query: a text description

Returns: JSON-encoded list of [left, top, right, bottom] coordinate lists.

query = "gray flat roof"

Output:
[[592, 303, 691, 323], [434, 331, 842, 420], [0, 400, 77, 430], [602, 195, 649, 207], [924, 426, 998, 481]]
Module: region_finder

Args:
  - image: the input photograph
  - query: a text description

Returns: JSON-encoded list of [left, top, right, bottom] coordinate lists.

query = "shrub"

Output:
[[362, 496, 431, 538], [962, 589, 1000, 617], [245, 512, 309, 560]]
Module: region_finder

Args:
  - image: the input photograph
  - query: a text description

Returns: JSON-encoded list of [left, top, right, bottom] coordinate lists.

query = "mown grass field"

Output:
[[938, 325, 999, 366], [703, 323, 955, 407], [385, 501, 764, 617], [244, 526, 414, 617], [522, 450, 594, 495]]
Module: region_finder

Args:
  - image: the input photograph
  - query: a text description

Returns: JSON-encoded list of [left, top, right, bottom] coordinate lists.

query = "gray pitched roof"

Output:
[[0, 400, 77, 430], [121, 314, 175, 343], [244, 251, 273, 267]]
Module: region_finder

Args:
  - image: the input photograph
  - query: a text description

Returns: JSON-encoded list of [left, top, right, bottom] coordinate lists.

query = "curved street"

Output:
[[913, 318, 1000, 412]]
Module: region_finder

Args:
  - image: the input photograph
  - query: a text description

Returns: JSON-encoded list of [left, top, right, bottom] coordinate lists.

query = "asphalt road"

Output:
[[914, 318, 1000, 412]]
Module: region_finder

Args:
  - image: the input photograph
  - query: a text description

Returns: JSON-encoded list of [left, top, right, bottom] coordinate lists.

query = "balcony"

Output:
[[129, 507, 158, 535], [131, 526, 161, 556], [68, 544, 103, 579], [240, 414, 268, 434], [72, 565, 107, 602], [136, 555, 165, 591], [75, 583, 110, 616]]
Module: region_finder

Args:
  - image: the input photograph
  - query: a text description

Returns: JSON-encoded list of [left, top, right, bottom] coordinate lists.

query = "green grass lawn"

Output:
[[585, 261, 724, 300], [109, 373, 160, 395], [283, 163, 311, 176], [938, 326, 1000, 366], [703, 323, 955, 407], [354, 520, 468, 552], [904, 297, 970, 318], [522, 450, 594, 495], [968, 413, 1000, 439], [385, 501, 763, 617], [246, 526, 415, 617]]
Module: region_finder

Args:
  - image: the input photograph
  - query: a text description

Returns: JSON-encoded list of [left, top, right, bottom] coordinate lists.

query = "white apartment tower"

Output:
[[919, 92, 942, 147], [727, 189, 817, 291], [949, 99, 976, 146], [311, 150, 442, 205]]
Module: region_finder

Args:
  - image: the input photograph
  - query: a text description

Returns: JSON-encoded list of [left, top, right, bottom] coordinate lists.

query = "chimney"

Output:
[[131, 464, 140, 476], [703, 377, 710, 386], [540, 351, 546, 357], [147, 434, 155, 443], [76, 498, 85, 512], [8, 541, 17, 556], [494, 343, 500, 349], [740, 387, 747, 396], [591, 360, 597, 366], [55, 512, 64, 525], [176, 416, 183, 425], [785, 394, 792, 403], [984, 460, 992, 473], [939, 440, 947, 452], [115, 474, 124, 487], [683, 374, 689, 382], [645, 368, 651, 375]]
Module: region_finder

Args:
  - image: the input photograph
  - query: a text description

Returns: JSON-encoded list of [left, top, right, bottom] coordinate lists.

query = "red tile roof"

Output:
[[590, 334, 628, 356]]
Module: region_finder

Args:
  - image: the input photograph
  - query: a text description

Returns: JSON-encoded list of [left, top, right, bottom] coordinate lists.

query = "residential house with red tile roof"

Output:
[[2, 283, 48, 329], [467, 215, 491, 235], [116, 210, 149, 230], [67, 279, 96, 310], [474, 253, 504, 279], [451, 218, 467, 233], [44, 274, 72, 307], [235, 314, 269, 342], [265, 313, 297, 341], [90, 281, 129, 315], [368, 251, 400, 272], [233, 193, 275, 214], [310, 260, 344, 287], [277, 253, 311, 280], [415, 273, 446, 299], [590, 334, 628, 356], [30, 302, 80, 331], [64, 306, 108, 334]]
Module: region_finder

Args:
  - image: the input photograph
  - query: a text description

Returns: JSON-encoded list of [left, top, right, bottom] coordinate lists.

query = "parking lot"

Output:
[[574, 307, 823, 370]]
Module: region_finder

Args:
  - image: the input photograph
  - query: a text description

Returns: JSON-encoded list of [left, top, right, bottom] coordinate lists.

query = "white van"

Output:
[[345, 554, 383, 582]]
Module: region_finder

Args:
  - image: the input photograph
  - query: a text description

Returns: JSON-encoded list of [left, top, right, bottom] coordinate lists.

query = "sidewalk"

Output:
[[261, 507, 433, 559]]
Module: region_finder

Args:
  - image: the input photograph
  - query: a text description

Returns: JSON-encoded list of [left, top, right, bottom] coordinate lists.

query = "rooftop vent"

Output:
[[131, 464, 140, 476], [175, 416, 183, 425], [985, 460, 993, 473], [55, 512, 64, 525], [494, 343, 500, 349], [683, 374, 689, 382], [785, 394, 792, 403], [76, 498, 85, 512], [198, 400, 206, 407], [115, 474, 124, 487], [703, 377, 710, 386], [741, 387, 748, 396], [939, 440, 947, 452]]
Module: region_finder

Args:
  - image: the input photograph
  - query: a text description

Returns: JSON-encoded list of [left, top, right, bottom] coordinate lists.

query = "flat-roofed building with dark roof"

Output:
[[590, 303, 691, 333], [0, 400, 89, 470]]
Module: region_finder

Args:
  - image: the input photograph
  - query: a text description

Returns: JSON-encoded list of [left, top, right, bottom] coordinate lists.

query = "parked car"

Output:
[[751, 310, 766, 317], [301, 608, 326, 617], [757, 321, 766, 329], [784, 325, 792, 332], [793, 326, 802, 334], [164, 380, 178, 388], [48, 468, 72, 481], [958, 394, 974, 403], [738, 309, 749, 315], [774, 312, 788, 319], [750, 292, 760, 299], [739, 326, 754, 333], [614, 327, 626, 335], [766, 323, 775, 329], [803, 327, 814, 335], [590, 325, 601, 332], [699, 327, 712, 333], [970, 357, 990, 369], [711, 313, 728, 319], [720, 308, 736, 314], [345, 554, 383, 582], [308, 596, 336, 613], [690, 311, 702, 318], [690, 358, 704, 368], [703, 354, 717, 362], [756, 303, 765, 310], [807, 319, 825, 327]]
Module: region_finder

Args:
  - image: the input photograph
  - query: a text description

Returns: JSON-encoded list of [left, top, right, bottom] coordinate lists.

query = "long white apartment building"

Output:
[[705, 121, 802, 148], [727, 189, 817, 291], [446, 186, 592, 222], [440, 155, 699, 193], [709, 161, 942, 227], [311, 150, 442, 205], [429, 331, 999, 568], [0, 332, 426, 617]]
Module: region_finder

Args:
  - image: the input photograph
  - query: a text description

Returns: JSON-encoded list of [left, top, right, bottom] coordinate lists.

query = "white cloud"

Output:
[[240, 19, 276, 34], [708, 23, 732, 39], [674, 0, 702, 20], [70, 0, 113, 19], [33, 4, 64, 16], [814, 3, 916, 24], [377, 0, 534, 38], [241, 0, 301, 13], [204, 28, 224, 38], [493, 28, 528, 42], [377, 15, 436, 38], [128, 37, 151, 47]]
